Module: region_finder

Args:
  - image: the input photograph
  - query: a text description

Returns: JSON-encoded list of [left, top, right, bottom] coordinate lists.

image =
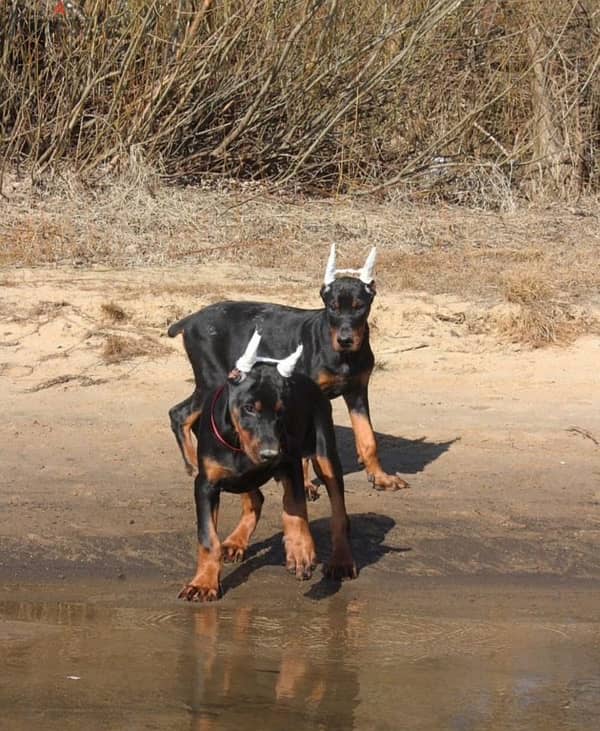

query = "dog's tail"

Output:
[[167, 315, 191, 338]]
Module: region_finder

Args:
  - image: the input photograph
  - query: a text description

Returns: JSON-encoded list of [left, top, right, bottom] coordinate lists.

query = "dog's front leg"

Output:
[[343, 387, 409, 491], [313, 455, 357, 580], [179, 476, 222, 601], [222, 489, 265, 562], [280, 463, 316, 580]]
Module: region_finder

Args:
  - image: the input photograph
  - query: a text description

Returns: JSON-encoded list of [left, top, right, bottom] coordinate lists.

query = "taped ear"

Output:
[[323, 245, 377, 286], [235, 329, 261, 375], [323, 243, 336, 289], [358, 247, 377, 285], [276, 344, 303, 378]]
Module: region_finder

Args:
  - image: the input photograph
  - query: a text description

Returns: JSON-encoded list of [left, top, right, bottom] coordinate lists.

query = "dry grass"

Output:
[[2, 175, 599, 348], [101, 302, 128, 323], [101, 334, 168, 364], [496, 272, 592, 347]]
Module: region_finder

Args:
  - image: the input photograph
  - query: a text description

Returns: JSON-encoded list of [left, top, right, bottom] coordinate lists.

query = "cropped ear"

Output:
[[358, 247, 377, 285], [235, 329, 261, 374], [364, 280, 376, 297], [323, 243, 336, 288], [276, 344, 303, 378], [227, 368, 245, 385]]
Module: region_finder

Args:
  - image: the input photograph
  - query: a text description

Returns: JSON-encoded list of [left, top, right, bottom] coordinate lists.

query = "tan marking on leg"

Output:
[[179, 506, 222, 602], [182, 410, 201, 470], [281, 476, 316, 580], [303, 457, 319, 502], [317, 370, 343, 391], [348, 411, 409, 491], [222, 489, 264, 562], [312, 455, 356, 580]]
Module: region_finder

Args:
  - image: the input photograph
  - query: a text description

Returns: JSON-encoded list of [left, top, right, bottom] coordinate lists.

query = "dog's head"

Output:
[[226, 332, 303, 464], [319, 245, 376, 352]]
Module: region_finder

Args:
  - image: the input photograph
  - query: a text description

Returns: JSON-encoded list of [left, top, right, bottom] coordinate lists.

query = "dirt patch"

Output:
[[0, 261, 599, 587]]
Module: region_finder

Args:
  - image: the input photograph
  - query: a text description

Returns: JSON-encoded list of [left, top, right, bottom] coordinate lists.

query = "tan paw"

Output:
[[178, 579, 221, 602], [284, 540, 317, 580], [369, 471, 410, 491], [221, 539, 247, 563]]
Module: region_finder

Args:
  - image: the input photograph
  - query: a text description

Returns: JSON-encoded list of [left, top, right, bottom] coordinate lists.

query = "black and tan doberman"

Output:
[[178, 332, 356, 602]]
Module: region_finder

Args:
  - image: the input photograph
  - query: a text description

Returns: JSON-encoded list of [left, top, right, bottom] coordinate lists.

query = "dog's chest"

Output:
[[317, 363, 356, 397]]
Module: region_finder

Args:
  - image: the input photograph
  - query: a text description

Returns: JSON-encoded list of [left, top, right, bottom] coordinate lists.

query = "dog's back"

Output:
[[169, 300, 324, 388]]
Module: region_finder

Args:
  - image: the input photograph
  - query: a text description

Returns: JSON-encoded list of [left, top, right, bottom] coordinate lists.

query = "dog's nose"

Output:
[[259, 448, 279, 462], [337, 335, 353, 348]]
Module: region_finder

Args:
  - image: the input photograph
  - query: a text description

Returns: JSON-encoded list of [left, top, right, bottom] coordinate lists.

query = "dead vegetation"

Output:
[[1, 176, 599, 347], [101, 302, 128, 323], [1, 1, 600, 201], [101, 334, 168, 364], [496, 272, 592, 347]]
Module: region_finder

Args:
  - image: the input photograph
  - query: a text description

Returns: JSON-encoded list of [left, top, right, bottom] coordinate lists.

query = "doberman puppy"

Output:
[[178, 331, 356, 601], [169, 245, 408, 492]]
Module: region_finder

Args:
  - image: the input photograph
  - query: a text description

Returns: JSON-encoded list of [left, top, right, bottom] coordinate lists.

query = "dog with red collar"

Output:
[[178, 331, 356, 602]]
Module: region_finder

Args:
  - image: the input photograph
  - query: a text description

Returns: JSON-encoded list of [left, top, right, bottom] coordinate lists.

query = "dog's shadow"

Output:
[[334, 425, 457, 477], [221, 512, 407, 600]]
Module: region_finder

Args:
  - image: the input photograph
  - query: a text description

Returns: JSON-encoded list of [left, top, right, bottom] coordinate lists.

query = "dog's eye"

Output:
[[328, 302, 339, 312], [243, 403, 256, 415]]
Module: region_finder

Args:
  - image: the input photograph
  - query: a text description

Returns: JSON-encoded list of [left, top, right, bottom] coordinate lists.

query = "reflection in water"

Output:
[[0, 585, 599, 730], [181, 596, 362, 731]]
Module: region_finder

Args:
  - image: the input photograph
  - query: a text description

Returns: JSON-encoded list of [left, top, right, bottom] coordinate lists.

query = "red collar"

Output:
[[210, 384, 244, 453]]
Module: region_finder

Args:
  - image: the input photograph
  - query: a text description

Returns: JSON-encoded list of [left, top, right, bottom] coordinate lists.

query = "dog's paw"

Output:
[[178, 579, 221, 602], [284, 541, 317, 581], [369, 471, 410, 491], [304, 482, 320, 502], [324, 547, 358, 581], [221, 539, 247, 563]]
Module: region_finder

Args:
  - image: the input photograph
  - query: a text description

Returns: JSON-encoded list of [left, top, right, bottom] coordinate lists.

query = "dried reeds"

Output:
[[1, 1, 598, 201]]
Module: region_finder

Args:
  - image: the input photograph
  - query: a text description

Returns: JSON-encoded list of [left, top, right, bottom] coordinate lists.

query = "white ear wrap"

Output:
[[323, 243, 337, 287], [276, 344, 303, 378], [235, 333, 302, 378], [359, 247, 377, 284], [324, 244, 377, 285], [235, 329, 262, 374]]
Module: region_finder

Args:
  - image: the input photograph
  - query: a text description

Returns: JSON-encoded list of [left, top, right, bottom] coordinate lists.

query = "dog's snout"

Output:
[[337, 334, 353, 348]]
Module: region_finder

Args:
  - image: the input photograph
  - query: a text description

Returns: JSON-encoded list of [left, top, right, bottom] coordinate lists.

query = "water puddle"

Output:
[[1, 578, 599, 730]]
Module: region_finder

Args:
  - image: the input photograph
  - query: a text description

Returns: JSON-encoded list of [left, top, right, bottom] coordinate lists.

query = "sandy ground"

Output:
[[0, 263, 599, 589]]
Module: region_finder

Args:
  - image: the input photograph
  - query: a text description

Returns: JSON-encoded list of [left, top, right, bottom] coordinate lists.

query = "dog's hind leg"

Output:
[[302, 457, 320, 502], [169, 391, 202, 474]]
